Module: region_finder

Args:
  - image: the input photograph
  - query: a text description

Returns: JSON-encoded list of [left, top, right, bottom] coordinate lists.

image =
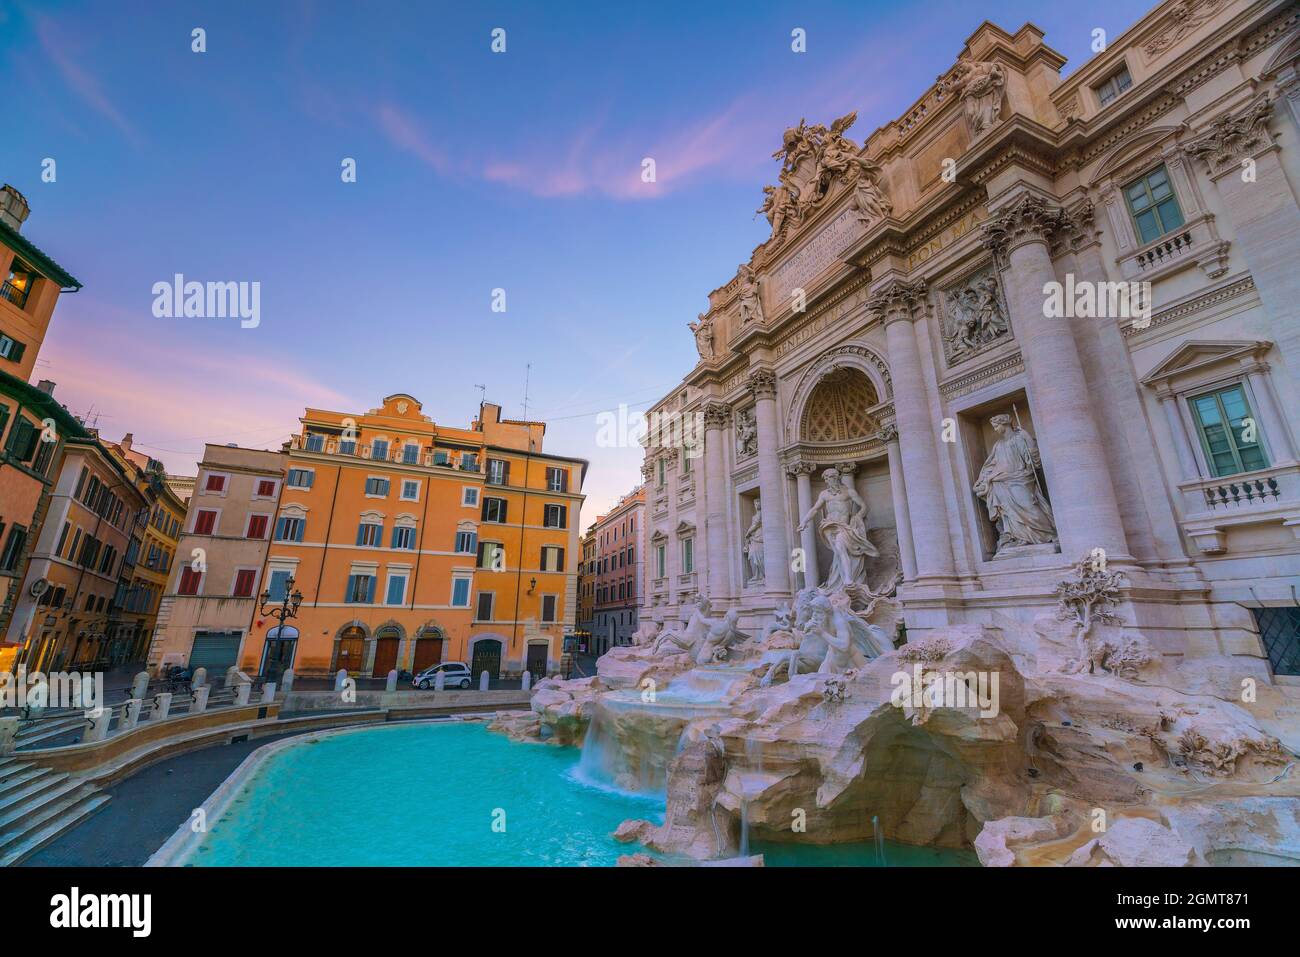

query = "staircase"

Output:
[[0, 756, 109, 866]]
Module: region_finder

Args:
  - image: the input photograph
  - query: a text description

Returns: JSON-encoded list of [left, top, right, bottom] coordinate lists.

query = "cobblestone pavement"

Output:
[[18, 731, 307, 867]]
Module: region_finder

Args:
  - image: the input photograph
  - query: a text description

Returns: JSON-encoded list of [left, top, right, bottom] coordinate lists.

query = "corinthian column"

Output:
[[747, 368, 792, 597], [702, 402, 734, 603], [868, 279, 955, 581], [877, 424, 917, 580], [982, 193, 1130, 560], [787, 461, 821, 588]]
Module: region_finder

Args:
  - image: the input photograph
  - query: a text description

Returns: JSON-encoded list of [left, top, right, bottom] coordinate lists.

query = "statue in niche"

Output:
[[945, 59, 1006, 136], [688, 313, 714, 361], [734, 406, 757, 457], [743, 499, 765, 583], [973, 414, 1058, 554], [943, 270, 1009, 360], [796, 467, 878, 590], [737, 264, 765, 325]]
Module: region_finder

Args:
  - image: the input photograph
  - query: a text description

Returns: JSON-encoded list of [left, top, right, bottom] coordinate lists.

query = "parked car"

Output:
[[413, 662, 473, 690]]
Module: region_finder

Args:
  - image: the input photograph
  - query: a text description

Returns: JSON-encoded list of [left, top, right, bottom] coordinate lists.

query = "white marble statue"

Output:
[[688, 313, 714, 361], [735, 406, 757, 457], [695, 608, 752, 665], [973, 414, 1058, 554], [743, 499, 765, 583], [946, 59, 1006, 136], [737, 264, 765, 325], [846, 153, 892, 226], [796, 467, 878, 589]]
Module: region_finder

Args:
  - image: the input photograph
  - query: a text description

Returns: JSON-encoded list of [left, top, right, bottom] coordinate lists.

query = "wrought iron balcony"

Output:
[[0, 279, 29, 308]]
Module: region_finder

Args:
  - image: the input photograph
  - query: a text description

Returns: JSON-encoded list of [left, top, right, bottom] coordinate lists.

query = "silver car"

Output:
[[414, 661, 472, 690]]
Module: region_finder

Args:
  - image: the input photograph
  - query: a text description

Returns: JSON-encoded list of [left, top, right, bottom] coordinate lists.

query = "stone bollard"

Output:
[[434, 670, 445, 692], [131, 670, 151, 700], [233, 681, 252, 706], [152, 692, 173, 722], [479, 670, 490, 692], [261, 682, 276, 704], [385, 669, 399, 692], [522, 670, 533, 691], [86, 707, 113, 742], [191, 685, 211, 713], [334, 669, 348, 692], [224, 666, 243, 688], [0, 717, 18, 755], [121, 698, 143, 730], [280, 669, 295, 693], [191, 667, 207, 689]]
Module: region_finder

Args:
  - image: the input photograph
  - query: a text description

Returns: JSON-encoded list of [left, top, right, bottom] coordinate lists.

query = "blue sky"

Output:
[[1, 0, 1150, 517]]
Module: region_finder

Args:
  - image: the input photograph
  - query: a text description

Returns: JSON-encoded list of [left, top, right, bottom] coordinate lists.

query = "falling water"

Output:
[[873, 815, 887, 867], [739, 799, 751, 857]]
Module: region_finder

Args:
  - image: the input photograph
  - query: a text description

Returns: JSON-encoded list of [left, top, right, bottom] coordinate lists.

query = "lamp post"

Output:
[[258, 575, 303, 679]]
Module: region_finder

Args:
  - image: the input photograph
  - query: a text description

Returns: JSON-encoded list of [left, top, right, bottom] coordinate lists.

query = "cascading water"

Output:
[[574, 666, 753, 796], [873, 815, 887, 866]]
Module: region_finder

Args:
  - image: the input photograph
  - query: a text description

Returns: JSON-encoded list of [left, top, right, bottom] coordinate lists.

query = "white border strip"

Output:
[[145, 714, 497, 867]]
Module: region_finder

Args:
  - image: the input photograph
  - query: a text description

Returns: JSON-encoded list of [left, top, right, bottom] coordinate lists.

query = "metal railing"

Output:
[[0, 279, 29, 309]]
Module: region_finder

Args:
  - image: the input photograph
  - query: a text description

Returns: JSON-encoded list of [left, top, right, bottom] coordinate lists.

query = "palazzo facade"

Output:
[[641, 0, 1300, 680]]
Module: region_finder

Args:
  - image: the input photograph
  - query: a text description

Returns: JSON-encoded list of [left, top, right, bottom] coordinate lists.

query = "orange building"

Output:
[[240, 395, 587, 681], [0, 184, 84, 665]]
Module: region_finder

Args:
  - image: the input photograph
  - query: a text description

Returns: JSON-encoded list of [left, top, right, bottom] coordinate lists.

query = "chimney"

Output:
[[36, 380, 56, 395], [120, 432, 133, 453], [0, 185, 30, 232]]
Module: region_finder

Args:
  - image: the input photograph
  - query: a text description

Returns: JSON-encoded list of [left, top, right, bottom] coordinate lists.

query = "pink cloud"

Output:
[[375, 102, 454, 175], [34, 15, 140, 146], [39, 317, 360, 475]]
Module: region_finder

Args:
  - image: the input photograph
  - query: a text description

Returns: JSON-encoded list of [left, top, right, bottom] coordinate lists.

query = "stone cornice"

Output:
[[1185, 94, 1276, 177], [1121, 273, 1257, 338]]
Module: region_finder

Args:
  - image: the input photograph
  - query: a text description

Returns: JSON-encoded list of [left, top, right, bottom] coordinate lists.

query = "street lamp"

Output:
[[259, 575, 304, 625]]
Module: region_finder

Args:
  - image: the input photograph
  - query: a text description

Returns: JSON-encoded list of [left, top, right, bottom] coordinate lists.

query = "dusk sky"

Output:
[[4, 0, 1147, 518]]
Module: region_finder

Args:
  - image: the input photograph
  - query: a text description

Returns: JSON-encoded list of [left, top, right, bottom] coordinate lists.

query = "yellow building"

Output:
[[104, 434, 188, 663], [240, 396, 587, 680]]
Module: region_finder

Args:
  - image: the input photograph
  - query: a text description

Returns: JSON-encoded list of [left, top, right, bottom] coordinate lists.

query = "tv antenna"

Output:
[[522, 363, 532, 421], [474, 383, 486, 409]]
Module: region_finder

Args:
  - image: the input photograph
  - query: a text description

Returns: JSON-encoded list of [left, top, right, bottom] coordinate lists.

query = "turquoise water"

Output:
[[188, 721, 976, 867]]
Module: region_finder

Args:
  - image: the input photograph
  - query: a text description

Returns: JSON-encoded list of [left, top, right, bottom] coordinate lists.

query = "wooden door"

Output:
[[337, 636, 365, 672], [372, 636, 399, 677], [412, 637, 443, 672]]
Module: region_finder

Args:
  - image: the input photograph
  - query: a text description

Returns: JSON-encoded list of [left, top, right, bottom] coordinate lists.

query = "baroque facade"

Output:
[[641, 0, 1300, 680]]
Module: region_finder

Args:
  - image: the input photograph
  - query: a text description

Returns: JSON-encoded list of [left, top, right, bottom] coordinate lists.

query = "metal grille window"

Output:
[[1253, 607, 1300, 677]]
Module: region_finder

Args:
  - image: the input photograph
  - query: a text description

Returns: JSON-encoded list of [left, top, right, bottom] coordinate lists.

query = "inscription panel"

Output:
[[766, 208, 861, 307]]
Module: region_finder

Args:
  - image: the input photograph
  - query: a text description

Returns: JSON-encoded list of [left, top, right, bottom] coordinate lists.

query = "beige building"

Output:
[[7, 434, 150, 671], [147, 444, 285, 674], [642, 0, 1300, 683]]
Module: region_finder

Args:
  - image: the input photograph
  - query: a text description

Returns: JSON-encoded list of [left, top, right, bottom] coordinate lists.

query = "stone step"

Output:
[[0, 769, 70, 816], [0, 777, 86, 833], [15, 716, 88, 746], [0, 758, 28, 784], [0, 788, 111, 866], [0, 765, 53, 800]]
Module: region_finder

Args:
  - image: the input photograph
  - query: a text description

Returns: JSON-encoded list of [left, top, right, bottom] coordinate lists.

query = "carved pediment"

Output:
[[675, 519, 697, 536], [1140, 339, 1271, 388]]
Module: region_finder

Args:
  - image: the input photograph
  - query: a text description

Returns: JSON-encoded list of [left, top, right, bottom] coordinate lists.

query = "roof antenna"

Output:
[[521, 363, 532, 421], [474, 383, 486, 415]]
